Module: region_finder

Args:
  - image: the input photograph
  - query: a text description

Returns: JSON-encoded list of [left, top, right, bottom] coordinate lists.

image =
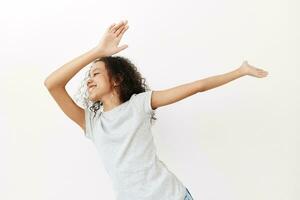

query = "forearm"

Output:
[[199, 68, 246, 92], [44, 47, 102, 89]]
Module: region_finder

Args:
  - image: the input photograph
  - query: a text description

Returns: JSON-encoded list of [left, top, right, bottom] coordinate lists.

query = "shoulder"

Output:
[[130, 90, 155, 114]]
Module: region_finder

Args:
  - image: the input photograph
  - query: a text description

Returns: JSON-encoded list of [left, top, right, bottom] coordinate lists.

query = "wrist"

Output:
[[90, 46, 107, 58], [237, 67, 247, 76]]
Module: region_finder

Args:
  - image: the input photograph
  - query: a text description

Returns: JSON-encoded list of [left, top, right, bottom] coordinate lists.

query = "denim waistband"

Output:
[[184, 187, 194, 200]]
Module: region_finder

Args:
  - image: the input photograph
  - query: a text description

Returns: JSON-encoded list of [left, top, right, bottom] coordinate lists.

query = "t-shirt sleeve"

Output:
[[133, 90, 156, 115], [84, 107, 94, 140]]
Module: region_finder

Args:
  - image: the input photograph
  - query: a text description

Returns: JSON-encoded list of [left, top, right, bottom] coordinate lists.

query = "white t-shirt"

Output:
[[84, 90, 186, 200]]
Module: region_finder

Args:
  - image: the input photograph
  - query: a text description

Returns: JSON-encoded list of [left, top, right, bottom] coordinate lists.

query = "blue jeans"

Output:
[[184, 187, 194, 200]]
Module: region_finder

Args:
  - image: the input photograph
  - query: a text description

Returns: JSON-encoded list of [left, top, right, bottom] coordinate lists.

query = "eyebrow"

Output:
[[89, 68, 101, 76]]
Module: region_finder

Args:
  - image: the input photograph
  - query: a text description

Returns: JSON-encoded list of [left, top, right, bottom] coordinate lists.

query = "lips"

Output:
[[88, 85, 97, 90]]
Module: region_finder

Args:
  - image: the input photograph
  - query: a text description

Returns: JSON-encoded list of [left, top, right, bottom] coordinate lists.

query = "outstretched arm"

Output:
[[151, 61, 268, 110]]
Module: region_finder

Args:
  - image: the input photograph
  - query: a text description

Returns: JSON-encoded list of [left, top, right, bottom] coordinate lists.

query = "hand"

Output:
[[238, 60, 269, 78], [93, 20, 129, 57]]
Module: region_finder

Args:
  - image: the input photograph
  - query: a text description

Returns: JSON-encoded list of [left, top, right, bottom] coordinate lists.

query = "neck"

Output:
[[101, 92, 122, 112]]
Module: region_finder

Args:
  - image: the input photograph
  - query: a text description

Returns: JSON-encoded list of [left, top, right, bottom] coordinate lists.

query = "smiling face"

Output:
[[87, 61, 115, 102]]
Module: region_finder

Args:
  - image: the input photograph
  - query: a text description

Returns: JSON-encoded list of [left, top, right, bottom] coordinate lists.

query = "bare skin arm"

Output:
[[198, 61, 268, 92], [44, 20, 129, 131], [151, 61, 269, 110], [44, 20, 129, 89]]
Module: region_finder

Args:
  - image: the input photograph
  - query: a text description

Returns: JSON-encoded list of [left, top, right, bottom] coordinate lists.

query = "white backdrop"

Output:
[[1, 0, 299, 200]]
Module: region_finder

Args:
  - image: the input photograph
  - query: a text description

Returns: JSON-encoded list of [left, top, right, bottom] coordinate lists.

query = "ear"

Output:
[[114, 75, 124, 86]]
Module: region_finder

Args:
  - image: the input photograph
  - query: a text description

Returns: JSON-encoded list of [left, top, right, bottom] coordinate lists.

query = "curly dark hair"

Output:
[[73, 55, 157, 125]]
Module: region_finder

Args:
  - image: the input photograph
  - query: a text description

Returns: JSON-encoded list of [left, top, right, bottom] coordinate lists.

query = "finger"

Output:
[[115, 21, 128, 34], [118, 44, 128, 52], [111, 21, 124, 32], [112, 20, 127, 33], [111, 44, 128, 55], [107, 23, 116, 32], [117, 25, 129, 38], [115, 24, 126, 36], [116, 25, 129, 38]]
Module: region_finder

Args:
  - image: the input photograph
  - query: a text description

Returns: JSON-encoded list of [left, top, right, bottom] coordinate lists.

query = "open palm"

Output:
[[94, 20, 129, 57], [239, 60, 269, 78]]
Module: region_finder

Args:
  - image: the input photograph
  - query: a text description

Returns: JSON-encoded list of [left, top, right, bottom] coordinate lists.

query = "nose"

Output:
[[87, 78, 93, 87]]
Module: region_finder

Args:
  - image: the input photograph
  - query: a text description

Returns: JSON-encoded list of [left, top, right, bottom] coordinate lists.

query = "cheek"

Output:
[[93, 81, 108, 92], [91, 76, 110, 90], [95, 76, 105, 84], [98, 77, 111, 87]]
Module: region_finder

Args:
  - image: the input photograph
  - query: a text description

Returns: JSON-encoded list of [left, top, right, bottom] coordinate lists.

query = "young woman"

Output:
[[44, 20, 269, 200]]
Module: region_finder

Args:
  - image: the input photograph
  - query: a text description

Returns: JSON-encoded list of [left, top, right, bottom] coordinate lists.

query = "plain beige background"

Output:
[[1, 0, 299, 200]]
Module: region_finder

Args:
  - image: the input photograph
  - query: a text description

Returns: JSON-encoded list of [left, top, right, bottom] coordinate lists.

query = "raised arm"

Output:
[[44, 20, 129, 89], [151, 61, 268, 110], [44, 47, 100, 131], [44, 20, 129, 132]]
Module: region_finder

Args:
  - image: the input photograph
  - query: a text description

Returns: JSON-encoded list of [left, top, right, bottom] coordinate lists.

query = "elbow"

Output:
[[197, 82, 207, 93], [194, 80, 206, 93], [44, 79, 50, 89], [44, 78, 63, 90], [44, 77, 54, 89], [199, 86, 206, 92]]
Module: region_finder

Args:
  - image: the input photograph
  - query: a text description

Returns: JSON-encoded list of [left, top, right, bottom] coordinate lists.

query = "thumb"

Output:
[[118, 44, 128, 52]]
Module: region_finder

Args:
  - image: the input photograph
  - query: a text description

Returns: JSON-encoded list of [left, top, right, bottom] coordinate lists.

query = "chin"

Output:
[[88, 94, 100, 102], [87, 94, 95, 101]]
